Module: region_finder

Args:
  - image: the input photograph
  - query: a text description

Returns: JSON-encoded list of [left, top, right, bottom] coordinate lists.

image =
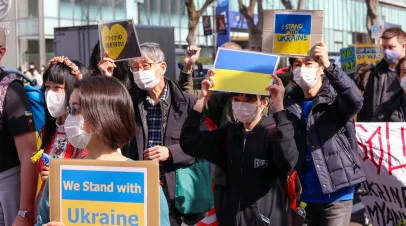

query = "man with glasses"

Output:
[[118, 42, 199, 225]]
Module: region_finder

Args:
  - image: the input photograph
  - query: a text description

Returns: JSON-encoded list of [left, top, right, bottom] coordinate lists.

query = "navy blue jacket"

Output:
[[285, 64, 366, 194]]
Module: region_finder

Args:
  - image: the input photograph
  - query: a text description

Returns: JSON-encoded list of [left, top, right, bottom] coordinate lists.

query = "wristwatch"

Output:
[[17, 210, 33, 221]]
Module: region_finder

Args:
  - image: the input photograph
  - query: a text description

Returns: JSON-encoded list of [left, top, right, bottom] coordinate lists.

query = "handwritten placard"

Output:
[[262, 10, 324, 56], [98, 19, 142, 61], [351, 44, 383, 65], [356, 123, 406, 226], [340, 46, 356, 74]]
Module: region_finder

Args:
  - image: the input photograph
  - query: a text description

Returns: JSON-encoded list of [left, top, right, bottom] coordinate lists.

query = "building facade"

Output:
[[1, 0, 406, 69]]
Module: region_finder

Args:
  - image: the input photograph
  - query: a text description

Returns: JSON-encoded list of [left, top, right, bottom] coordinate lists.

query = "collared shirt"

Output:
[[146, 85, 168, 149]]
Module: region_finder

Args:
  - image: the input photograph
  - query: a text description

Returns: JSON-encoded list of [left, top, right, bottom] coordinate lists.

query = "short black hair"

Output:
[[230, 93, 269, 101], [41, 60, 90, 150], [75, 76, 136, 149], [89, 41, 133, 89]]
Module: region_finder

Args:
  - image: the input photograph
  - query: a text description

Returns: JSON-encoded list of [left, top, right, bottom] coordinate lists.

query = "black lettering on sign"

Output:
[[366, 201, 406, 226]]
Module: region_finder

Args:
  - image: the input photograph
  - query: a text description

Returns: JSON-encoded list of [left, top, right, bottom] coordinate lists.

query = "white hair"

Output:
[[139, 42, 165, 63]]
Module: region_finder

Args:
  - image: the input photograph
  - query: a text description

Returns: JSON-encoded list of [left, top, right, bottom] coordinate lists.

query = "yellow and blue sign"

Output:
[[351, 44, 383, 65], [212, 48, 280, 95], [340, 46, 356, 74], [60, 166, 146, 225], [273, 12, 312, 55], [49, 160, 160, 226]]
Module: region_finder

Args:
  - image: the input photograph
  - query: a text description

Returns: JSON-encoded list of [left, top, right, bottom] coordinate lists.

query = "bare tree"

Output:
[[238, 0, 264, 47], [280, 0, 293, 9], [185, 0, 215, 45], [366, 0, 379, 43], [298, 0, 306, 10], [280, 0, 306, 9]]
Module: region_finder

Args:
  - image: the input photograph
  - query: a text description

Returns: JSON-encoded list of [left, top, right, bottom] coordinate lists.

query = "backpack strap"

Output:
[[0, 75, 17, 118]]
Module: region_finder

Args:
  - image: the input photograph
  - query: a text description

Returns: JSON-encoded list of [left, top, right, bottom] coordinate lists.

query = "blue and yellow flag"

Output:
[[211, 48, 280, 95]]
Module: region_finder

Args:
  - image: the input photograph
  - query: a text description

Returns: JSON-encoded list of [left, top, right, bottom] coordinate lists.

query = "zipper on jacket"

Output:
[[238, 136, 247, 212], [337, 132, 357, 166]]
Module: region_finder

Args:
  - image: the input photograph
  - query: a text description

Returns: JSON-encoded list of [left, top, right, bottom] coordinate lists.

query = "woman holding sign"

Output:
[[180, 74, 298, 226], [35, 76, 170, 226]]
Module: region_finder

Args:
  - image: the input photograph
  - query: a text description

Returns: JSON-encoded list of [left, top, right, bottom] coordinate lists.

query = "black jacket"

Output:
[[358, 60, 401, 122], [180, 110, 298, 226], [121, 78, 197, 211], [285, 64, 366, 194], [371, 88, 406, 122]]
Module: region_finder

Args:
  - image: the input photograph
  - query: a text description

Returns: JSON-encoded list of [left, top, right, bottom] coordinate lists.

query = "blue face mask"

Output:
[[384, 49, 401, 64]]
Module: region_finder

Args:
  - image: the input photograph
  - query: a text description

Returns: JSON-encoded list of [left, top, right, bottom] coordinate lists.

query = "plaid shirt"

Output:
[[146, 85, 168, 149]]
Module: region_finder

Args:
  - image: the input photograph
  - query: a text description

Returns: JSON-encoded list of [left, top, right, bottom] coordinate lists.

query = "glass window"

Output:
[[101, 0, 113, 21], [44, 0, 58, 17], [60, 0, 73, 19], [44, 18, 58, 36], [19, 39, 39, 70], [18, 18, 39, 36], [74, 0, 87, 21], [45, 39, 54, 63], [18, 0, 38, 18]]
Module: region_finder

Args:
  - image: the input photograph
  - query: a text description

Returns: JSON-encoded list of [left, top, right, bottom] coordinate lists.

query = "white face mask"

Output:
[[133, 70, 161, 90], [232, 102, 263, 123], [45, 90, 66, 118], [400, 77, 406, 91], [64, 114, 92, 149], [293, 67, 318, 90]]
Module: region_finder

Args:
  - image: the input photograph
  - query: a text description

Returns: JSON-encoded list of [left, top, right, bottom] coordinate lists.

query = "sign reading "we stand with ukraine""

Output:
[[49, 159, 160, 226]]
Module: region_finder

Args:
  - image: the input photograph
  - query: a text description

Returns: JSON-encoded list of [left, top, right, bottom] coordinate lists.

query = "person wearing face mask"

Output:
[[180, 43, 275, 225], [106, 42, 198, 226], [35, 57, 89, 199], [284, 42, 365, 226], [369, 57, 406, 122], [358, 27, 406, 122], [180, 73, 298, 226], [35, 76, 170, 226]]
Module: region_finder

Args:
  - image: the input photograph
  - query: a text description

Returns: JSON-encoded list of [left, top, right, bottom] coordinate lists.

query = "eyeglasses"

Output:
[[130, 62, 161, 72], [66, 106, 81, 115]]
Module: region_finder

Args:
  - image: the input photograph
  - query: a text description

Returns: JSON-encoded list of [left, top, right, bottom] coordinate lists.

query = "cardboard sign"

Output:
[[356, 123, 406, 226], [216, 15, 227, 35], [350, 44, 383, 65], [340, 46, 356, 74], [49, 159, 159, 226], [262, 10, 324, 56], [203, 16, 212, 36], [99, 19, 142, 61], [211, 48, 280, 95]]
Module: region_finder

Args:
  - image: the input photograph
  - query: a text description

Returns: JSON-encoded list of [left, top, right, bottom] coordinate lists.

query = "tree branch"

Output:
[[281, 0, 293, 9], [297, 0, 306, 9], [197, 0, 215, 17]]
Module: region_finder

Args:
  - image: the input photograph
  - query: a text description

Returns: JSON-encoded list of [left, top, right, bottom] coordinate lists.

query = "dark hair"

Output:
[[89, 41, 134, 89], [381, 27, 406, 43], [396, 57, 406, 77], [41, 60, 90, 150], [75, 76, 136, 149], [230, 93, 269, 101]]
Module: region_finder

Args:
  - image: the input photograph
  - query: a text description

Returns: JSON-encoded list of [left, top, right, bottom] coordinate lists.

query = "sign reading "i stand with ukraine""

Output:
[[49, 159, 160, 226]]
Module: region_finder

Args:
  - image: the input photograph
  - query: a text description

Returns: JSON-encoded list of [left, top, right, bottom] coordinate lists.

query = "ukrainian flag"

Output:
[[211, 48, 280, 95]]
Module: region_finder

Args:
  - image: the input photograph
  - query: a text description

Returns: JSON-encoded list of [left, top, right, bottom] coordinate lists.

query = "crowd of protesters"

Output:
[[0, 25, 405, 226]]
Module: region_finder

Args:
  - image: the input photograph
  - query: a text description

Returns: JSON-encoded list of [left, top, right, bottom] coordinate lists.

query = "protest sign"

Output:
[[211, 48, 279, 95], [262, 10, 324, 56], [340, 46, 356, 74], [216, 15, 227, 35], [99, 19, 142, 61], [356, 123, 406, 226], [350, 44, 383, 65], [203, 16, 212, 36], [49, 159, 159, 226]]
